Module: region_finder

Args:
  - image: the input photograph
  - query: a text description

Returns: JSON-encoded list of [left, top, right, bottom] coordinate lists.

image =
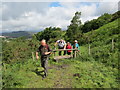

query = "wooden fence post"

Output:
[[54, 51, 56, 56], [89, 44, 91, 55], [73, 50, 77, 58], [32, 52, 35, 61], [112, 39, 114, 51], [75, 50, 77, 58]]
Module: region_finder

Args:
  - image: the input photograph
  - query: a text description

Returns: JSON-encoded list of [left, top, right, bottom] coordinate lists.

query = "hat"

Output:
[[74, 40, 78, 42]]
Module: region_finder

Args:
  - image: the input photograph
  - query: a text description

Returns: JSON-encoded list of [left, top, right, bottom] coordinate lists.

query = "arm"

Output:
[[36, 47, 40, 60], [54, 42, 58, 48], [64, 44, 66, 49], [45, 45, 52, 55], [40, 50, 50, 56], [54, 40, 59, 48], [64, 41, 66, 49], [36, 52, 39, 60]]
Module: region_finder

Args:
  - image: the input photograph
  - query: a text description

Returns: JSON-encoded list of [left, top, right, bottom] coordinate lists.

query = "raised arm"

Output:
[[54, 40, 59, 48], [64, 43, 66, 49], [54, 42, 58, 47], [64, 41, 66, 49]]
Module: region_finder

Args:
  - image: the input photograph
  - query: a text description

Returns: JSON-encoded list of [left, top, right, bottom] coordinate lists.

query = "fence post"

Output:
[[54, 51, 56, 56], [112, 39, 114, 51], [89, 44, 91, 55], [73, 50, 77, 58], [32, 52, 35, 61]]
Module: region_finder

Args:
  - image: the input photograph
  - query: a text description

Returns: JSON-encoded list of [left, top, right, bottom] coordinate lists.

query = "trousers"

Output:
[[41, 56, 48, 76]]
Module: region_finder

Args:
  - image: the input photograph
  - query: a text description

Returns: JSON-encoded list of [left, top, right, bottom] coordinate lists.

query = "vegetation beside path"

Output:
[[2, 46, 119, 88]]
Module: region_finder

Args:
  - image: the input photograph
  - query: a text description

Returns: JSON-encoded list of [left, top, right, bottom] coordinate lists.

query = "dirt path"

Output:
[[49, 64, 73, 88]]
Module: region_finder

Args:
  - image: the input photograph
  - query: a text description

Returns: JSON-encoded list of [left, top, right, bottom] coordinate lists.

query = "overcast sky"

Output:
[[1, 0, 119, 32]]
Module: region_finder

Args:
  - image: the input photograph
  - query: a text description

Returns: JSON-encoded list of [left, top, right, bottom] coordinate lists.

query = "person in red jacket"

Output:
[[66, 42, 72, 55]]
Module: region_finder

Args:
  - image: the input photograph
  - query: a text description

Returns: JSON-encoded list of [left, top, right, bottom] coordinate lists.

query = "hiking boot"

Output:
[[42, 75, 46, 80], [44, 73, 47, 77]]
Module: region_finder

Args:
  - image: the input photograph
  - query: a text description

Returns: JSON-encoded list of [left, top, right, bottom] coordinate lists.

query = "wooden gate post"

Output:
[[54, 51, 56, 56], [73, 50, 77, 58]]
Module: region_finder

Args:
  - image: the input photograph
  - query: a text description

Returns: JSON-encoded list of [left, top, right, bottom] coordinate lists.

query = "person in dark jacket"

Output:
[[36, 39, 51, 78]]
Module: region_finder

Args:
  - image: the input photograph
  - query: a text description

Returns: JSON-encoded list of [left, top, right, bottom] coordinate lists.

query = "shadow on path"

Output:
[[32, 69, 44, 78]]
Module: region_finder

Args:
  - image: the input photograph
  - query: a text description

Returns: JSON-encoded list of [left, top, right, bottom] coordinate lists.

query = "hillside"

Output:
[[84, 18, 119, 44], [80, 18, 119, 68], [2, 31, 35, 38]]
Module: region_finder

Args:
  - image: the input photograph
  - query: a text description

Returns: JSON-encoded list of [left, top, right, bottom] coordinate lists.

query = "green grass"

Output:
[[2, 46, 119, 88], [2, 54, 119, 88]]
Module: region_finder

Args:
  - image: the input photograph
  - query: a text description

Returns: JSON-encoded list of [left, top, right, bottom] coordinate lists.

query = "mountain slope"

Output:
[[2, 31, 35, 38]]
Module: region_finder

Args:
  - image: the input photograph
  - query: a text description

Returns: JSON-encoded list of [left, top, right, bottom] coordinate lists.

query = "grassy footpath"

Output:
[[2, 46, 119, 88]]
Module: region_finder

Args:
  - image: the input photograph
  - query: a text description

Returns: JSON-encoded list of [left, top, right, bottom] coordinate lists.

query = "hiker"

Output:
[[54, 39, 66, 56], [66, 42, 72, 55], [73, 40, 80, 51], [36, 39, 51, 78]]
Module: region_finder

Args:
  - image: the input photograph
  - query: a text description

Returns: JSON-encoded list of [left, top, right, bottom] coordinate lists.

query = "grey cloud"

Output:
[[95, 2, 118, 16], [2, 2, 50, 20], [1, 2, 119, 32]]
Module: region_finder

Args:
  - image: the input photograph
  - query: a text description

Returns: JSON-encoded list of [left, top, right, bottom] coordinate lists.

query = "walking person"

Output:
[[36, 39, 51, 78], [54, 39, 66, 56]]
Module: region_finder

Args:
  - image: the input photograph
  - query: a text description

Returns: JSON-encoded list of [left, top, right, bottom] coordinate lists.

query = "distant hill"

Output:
[[2, 31, 35, 38]]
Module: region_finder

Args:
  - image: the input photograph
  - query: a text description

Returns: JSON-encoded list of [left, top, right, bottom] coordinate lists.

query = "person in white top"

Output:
[[54, 39, 66, 56]]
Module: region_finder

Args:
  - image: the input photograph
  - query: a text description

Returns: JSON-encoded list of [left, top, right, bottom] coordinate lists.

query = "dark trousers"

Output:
[[67, 52, 71, 55], [41, 56, 48, 76], [58, 47, 66, 56]]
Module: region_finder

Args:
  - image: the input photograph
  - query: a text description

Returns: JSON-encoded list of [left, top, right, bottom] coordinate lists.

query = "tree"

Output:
[[111, 11, 120, 21], [35, 27, 63, 42], [65, 12, 82, 43]]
